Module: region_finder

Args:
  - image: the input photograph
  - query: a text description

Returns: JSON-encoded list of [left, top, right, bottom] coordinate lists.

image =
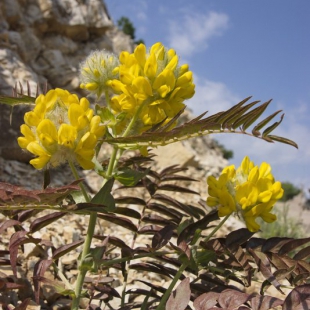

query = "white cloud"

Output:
[[187, 76, 310, 187], [167, 11, 229, 57], [188, 75, 240, 116]]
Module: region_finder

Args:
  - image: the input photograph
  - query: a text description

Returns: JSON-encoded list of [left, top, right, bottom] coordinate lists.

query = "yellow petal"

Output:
[[58, 124, 77, 149], [144, 53, 157, 79], [29, 156, 51, 170], [37, 119, 58, 142], [134, 43, 146, 67]]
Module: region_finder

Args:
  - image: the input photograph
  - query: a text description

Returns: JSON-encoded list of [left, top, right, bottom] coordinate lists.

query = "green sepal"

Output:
[[96, 105, 116, 125]]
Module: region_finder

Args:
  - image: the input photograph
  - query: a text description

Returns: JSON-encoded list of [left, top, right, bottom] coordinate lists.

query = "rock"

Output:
[[26, 300, 41, 310], [0, 0, 133, 161]]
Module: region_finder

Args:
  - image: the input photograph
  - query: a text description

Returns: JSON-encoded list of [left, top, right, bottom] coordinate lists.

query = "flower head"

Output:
[[206, 156, 283, 232], [18, 88, 105, 170], [108, 42, 195, 132], [79, 50, 120, 97]]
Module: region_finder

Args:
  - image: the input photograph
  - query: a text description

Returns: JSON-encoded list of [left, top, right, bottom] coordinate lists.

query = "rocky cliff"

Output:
[[0, 0, 227, 191]]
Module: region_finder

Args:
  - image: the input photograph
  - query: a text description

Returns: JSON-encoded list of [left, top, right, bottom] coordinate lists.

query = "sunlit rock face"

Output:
[[0, 0, 133, 162], [0, 0, 226, 191]]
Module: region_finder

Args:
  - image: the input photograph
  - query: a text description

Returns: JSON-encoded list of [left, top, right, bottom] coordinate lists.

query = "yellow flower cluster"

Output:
[[206, 156, 283, 232], [107, 42, 195, 132], [80, 50, 120, 97], [18, 89, 105, 170]]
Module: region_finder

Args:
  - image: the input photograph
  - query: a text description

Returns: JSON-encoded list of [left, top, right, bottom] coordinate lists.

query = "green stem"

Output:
[[106, 146, 119, 179], [121, 102, 145, 138], [155, 262, 188, 310], [69, 161, 90, 202], [204, 214, 231, 243], [69, 162, 96, 310]]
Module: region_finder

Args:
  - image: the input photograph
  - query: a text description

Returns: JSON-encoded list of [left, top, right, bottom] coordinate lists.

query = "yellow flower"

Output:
[[18, 89, 105, 170], [79, 50, 120, 97], [206, 156, 284, 232], [108, 42, 195, 133]]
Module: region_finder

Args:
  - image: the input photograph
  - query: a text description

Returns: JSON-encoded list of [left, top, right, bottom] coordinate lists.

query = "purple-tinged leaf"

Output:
[[143, 176, 158, 196], [193, 292, 219, 310], [17, 210, 39, 223], [283, 284, 310, 310], [200, 238, 225, 253], [142, 214, 176, 226], [297, 260, 310, 273], [138, 225, 162, 235], [158, 184, 199, 195], [9, 231, 41, 276], [248, 249, 284, 294], [199, 273, 227, 288], [250, 295, 283, 310], [0, 220, 21, 234], [159, 165, 187, 176], [14, 298, 31, 310], [30, 211, 66, 233], [0, 180, 80, 206], [114, 196, 146, 206], [246, 237, 266, 250], [52, 240, 84, 260], [278, 237, 310, 255], [267, 253, 290, 271], [177, 209, 219, 244], [0, 259, 11, 266], [225, 228, 254, 249], [0, 280, 25, 291], [135, 279, 166, 294], [114, 206, 141, 219], [91, 283, 121, 298], [153, 193, 202, 218], [293, 245, 310, 260], [73, 202, 110, 213], [161, 174, 197, 182], [218, 289, 250, 310], [97, 214, 137, 232], [126, 288, 159, 299], [33, 259, 53, 304], [94, 235, 131, 250], [148, 202, 184, 221], [152, 225, 175, 250], [261, 237, 293, 253], [166, 277, 191, 310], [129, 263, 174, 278], [227, 245, 252, 272]]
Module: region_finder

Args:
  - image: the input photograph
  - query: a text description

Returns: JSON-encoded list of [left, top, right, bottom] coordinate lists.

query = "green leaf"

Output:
[[0, 95, 35, 106], [115, 168, 149, 186], [91, 178, 115, 211]]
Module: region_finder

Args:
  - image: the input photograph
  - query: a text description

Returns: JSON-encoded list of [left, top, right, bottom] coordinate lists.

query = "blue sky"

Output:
[[105, 0, 310, 189]]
